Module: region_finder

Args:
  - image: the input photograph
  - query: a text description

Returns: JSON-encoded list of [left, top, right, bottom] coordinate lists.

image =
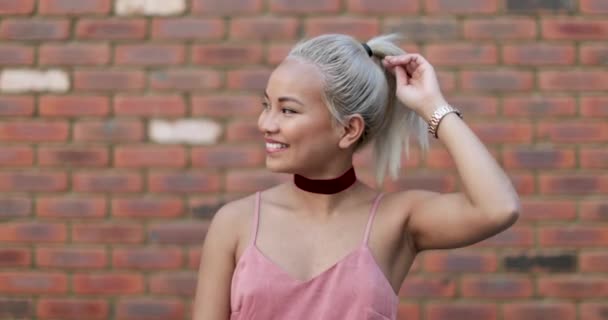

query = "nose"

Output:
[[258, 109, 279, 135]]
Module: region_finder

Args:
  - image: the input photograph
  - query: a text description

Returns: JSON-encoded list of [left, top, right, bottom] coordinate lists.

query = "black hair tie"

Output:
[[361, 43, 373, 57]]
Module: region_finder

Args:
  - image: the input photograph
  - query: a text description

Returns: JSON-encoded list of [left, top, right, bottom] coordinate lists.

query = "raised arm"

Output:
[[192, 204, 240, 320], [383, 54, 520, 252]]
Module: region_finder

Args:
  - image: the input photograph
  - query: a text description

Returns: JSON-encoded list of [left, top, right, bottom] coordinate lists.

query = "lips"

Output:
[[264, 138, 289, 153]]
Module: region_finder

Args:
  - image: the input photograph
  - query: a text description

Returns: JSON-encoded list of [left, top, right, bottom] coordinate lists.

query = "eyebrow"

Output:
[[264, 91, 304, 106]]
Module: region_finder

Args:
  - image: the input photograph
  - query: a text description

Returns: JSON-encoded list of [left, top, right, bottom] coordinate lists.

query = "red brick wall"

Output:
[[0, 0, 607, 319]]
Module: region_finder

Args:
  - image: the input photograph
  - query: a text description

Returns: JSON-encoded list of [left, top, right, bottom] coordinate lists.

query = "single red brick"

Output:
[[503, 95, 576, 117], [72, 223, 144, 244], [231, 17, 298, 41], [112, 247, 182, 269], [580, 303, 608, 320], [425, 0, 498, 13], [147, 222, 208, 245], [580, 148, 608, 169], [38, 0, 110, 15], [579, 251, 608, 272], [385, 173, 457, 193], [36, 196, 106, 219], [580, 95, 608, 116], [73, 70, 145, 91], [72, 273, 144, 295], [0, 121, 68, 142], [39, 95, 109, 117], [542, 18, 608, 40], [348, 0, 419, 13], [384, 18, 460, 41], [580, 44, 608, 65], [37, 146, 109, 168], [540, 173, 608, 195], [422, 250, 497, 273], [0, 96, 34, 116], [152, 18, 224, 40], [0, 19, 69, 40], [0, 172, 68, 192], [0, 222, 66, 243], [503, 302, 576, 320], [37, 298, 108, 320], [398, 276, 455, 298], [580, 0, 608, 13], [538, 276, 608, 298], [192, 94, 261, 118], [111, 197, 184, 219], [469, 122, 533, 144], [149, 273, 197, 296], [461, 70, 534, 92], [76, 19, 146, 40], [426, 303, 497, 320], [192, 0, 262, 14], [36, 247, 107, 269], [0, 298, 31, 318], [72, 171, 143, 193], [464, 17, 536, 39], [114, 146, 186, 168], [0, 196, 31, 218], [0, 44, 34, 65], [191, 145, 265, 168], [503, 43, 575, 65], [148, 172, 222, 193], [305, 17, 380, 39], [474, 225, 534, 248], [114, 95, 186, 117], [0, 0, 34, 14], [115, 44, 185, 66], [502, 147, 575, 169], [519, 199, 577, 222], [192, 44, 263, 66], [0, 248, 30, 267], [540, 70, 608, 91], [539, 226, 608, 247], [269, 0, 340, 13], [227, 68, 272, 91], [537, 121, 608, 143], [73, 119, 144, 142], [505, 0, 576, 13], [461, 275, 533, 298], [39, 43, 110, 65], [115, 298, 185, 319], [149, 69, 222, 91], [0, 272, 67, 294], [425, 43, 497, 66], [579, 200, 608, 221], [225, 170, 289, 192], [0, 146, 33, 167]]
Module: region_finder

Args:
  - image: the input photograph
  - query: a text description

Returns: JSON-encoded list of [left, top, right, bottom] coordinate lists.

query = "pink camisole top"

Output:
[[230, 192, 398, 320]]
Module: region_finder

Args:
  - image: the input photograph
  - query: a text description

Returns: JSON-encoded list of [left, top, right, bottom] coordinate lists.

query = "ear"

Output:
[[338, 114, 365, 149]]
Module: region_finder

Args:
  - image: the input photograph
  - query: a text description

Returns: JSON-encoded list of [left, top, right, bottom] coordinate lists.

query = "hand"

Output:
[[382, 54, 447, 121]]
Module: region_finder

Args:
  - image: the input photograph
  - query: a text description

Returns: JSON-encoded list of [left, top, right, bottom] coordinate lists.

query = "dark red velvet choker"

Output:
[[294, 167, 357, 194]]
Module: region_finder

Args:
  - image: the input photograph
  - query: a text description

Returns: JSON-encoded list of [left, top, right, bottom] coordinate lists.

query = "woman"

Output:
[[192, 34, 520, 320]]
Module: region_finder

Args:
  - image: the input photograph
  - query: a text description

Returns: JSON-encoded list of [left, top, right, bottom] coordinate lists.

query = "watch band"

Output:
[[427, 105, 463, 138]]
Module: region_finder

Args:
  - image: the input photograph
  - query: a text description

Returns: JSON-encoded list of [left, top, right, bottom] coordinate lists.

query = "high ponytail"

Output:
[[288, 34, 429, 185], [366, 35, 429, 184]]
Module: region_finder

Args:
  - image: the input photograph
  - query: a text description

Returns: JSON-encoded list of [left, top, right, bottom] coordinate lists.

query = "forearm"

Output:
[[434, 112, 520, 216]]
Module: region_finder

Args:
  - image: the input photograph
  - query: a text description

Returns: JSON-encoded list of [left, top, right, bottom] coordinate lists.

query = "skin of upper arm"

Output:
[[401, 190, 519, 252], [192, 202, 242, 320]]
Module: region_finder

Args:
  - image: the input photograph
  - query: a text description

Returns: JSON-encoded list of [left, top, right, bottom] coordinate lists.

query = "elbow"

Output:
[[490, 200, 521, 229]]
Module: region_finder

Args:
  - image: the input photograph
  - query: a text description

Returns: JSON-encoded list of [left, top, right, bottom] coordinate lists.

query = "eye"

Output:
[[282, 108, 297, 114]]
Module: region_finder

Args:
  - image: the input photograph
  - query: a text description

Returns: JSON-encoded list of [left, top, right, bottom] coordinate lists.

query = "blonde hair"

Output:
[[287, 34, 429, 184]]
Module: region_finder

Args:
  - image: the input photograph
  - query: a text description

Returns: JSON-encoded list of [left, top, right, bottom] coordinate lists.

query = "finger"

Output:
[[394, 65, 408, 87]]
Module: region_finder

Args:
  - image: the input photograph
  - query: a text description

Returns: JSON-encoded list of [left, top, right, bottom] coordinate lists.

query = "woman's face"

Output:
[[258, 58, 343, 176]]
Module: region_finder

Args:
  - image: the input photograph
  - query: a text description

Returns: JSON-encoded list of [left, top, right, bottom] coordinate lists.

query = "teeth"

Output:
[[266, 142, 288, 149]]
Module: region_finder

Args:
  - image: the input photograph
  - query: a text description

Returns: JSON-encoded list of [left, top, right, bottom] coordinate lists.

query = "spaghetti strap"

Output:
[[251, 191, 261, 246], [363, 193, 385, 245]]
